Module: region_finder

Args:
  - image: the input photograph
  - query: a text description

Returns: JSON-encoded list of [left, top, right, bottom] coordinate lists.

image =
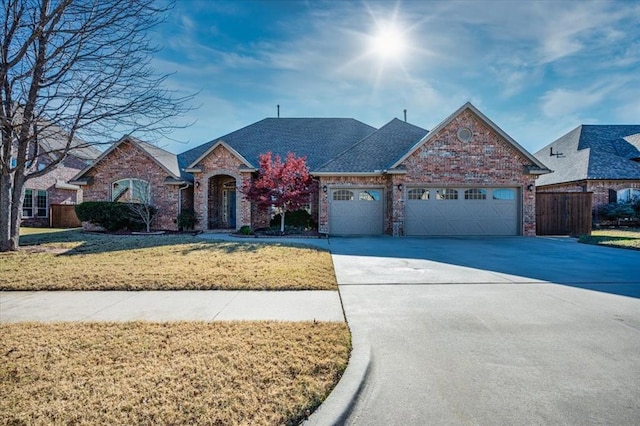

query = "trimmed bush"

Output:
[[270, 209, 316, 229], [177, 208, 198, 231], [597, 202, 636, 221], [75, 201, 145, 232]]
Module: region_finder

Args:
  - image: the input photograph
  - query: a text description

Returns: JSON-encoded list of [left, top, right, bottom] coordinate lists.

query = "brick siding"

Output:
[[538, 179, 640, 214]]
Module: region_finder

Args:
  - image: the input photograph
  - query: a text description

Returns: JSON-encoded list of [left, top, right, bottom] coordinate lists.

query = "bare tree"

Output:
[[0, 0, 192, 251]]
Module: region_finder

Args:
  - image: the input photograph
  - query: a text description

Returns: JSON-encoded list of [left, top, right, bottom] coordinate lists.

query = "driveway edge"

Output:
[[303, 332, 372, 426]]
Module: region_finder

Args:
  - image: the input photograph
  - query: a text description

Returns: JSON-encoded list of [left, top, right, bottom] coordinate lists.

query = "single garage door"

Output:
[[330, 188, 384, 235], [404, 187, 519, 236]]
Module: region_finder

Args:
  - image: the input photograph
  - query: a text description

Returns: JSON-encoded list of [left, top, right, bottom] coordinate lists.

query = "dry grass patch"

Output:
[[1, 321, 351, 426], [1, 229, 337, 290], [579, 228, 640, 250]]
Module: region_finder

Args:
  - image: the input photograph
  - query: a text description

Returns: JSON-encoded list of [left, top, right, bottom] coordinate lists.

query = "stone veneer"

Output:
[[81, 140, 185, 230]]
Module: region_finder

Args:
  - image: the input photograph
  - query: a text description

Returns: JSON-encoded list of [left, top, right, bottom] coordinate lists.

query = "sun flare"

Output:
[[370, 23, 407, 62]]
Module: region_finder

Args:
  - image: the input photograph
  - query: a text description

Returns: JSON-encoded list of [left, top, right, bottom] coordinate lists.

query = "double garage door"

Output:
[[329, 187, 519, 236], [404, 187, 519, 236]]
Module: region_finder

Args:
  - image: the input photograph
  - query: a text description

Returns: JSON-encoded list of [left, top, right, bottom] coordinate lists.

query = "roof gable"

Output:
[[535, 125, 640, 185], [391, 102, 549, 173], [184, 140, 253, 170], [70, 136, 187, 184], [179, 118, 377, 171], [315, 118, 428, 173]]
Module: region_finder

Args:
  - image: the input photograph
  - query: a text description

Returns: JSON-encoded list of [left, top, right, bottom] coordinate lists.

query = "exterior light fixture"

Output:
[[527, 184, 534, 192], [322, 185, 328, 193], [397, 184, 403, 191], [195, 181, 200, 188]]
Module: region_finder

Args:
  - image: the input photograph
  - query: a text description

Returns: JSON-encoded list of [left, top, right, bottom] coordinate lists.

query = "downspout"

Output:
[[178, 183, 190, 215]]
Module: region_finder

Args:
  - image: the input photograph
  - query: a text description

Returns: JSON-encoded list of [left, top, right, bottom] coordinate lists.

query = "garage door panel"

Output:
[[405, 187, 519, 236], [330, 189, 383, 235]]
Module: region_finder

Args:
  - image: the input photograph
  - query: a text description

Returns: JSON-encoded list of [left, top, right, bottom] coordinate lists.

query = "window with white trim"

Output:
[[465, 188, 487, 200], [333, 190, 354, 201], [408, 188, 429, 200], [22, 189, 48, 218], [617, 188, 640, 203], [112, 179, 150, 203]]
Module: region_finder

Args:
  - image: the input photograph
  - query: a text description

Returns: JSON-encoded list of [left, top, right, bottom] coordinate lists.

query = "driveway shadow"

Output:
[[327, 236, 640, 298]]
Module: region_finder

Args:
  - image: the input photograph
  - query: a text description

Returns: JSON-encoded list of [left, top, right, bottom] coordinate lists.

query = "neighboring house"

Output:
[[70, 136, 193, 230], [73, 102, 550, 236], [18, 125, 101, 227], [534, 125, 640, 212]]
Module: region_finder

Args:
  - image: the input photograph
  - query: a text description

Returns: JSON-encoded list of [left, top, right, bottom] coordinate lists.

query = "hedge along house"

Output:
[[180, 102, 549, 236], [70, 136, 193, 230], [534, 125, 640, 211]]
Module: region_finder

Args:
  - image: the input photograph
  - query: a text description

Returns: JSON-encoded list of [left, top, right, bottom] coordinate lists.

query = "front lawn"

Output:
[[1, 321, 350, 426], [0, 228, 337, 290], [578, 228, 640, 250]]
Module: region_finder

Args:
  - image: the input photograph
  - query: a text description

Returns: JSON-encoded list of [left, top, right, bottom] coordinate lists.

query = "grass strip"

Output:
[[1, 229, 337, 291], [578, 228, 640, 250], [1, 321, 351, 426]]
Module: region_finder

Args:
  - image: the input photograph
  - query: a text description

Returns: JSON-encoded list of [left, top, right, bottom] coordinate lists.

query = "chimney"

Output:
[[403, 109, 407, 122], [277, 105, 280, 118]]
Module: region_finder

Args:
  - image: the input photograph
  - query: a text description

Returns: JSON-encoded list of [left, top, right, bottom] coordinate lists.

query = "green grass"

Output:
[[578, 228, 640, 250], [2, 228, 337, 291], [1, 321, 351, 426]]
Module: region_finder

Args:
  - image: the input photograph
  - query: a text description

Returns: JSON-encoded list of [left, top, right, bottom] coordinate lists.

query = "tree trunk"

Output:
[[0, 172, 21, 251], [280, 209, 286, 234]]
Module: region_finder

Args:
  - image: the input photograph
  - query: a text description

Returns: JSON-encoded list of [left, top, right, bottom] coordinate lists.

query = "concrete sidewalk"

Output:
[[0, 290, 345, 323]]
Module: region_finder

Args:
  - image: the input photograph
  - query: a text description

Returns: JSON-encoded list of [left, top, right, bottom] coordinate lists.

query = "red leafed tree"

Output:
[[243, 152, 314, 234]]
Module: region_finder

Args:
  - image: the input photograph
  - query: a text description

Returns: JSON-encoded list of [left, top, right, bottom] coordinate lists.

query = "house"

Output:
[[17, 123, 101, 227], [534, 125, 640, 212], [73, 102, 550, 236]]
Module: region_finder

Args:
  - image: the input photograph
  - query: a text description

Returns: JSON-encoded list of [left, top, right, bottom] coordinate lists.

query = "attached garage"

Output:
[[329, 188, 384, 235], [404, 187, 520, 236]]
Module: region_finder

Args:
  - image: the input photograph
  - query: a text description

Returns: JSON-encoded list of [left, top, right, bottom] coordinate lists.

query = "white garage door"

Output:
[[330, 188, 384, 235], [404, 187, 519, 236]]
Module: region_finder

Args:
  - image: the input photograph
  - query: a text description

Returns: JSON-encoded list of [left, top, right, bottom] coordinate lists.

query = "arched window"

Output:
[[112, 178, 150, 203], [617, 188, 640, 203], [436, 189, 458, 200], [465, 188, 487, 200], [492, 189, 515, 200]]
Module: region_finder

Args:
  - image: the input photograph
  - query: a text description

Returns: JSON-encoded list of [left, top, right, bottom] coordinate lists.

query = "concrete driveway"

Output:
[[330, 236, 640, 425]]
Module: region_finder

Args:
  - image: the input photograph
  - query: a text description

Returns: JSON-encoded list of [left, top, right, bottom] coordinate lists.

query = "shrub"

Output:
[[597, 202, 636, 221], [270, 209, 316, 229], [75, 201, 144, 232], [239, 225, 253, 235], [177, 209, 198, 231]]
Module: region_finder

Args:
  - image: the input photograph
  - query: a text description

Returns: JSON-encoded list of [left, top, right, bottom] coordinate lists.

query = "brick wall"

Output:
[[190, 144, 252, 231], [537, 179, 640, 214], [81, 140, 181, 230]]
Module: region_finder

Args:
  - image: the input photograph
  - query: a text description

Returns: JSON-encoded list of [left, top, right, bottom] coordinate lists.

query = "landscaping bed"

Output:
[[2, 228, 337, 291], [579, 228, 640, 250], [1, 321, 351, 426]]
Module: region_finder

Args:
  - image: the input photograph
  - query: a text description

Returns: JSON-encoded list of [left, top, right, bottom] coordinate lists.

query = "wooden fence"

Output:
[[50, 204, 82, 228], [536, 192, 592, 236]]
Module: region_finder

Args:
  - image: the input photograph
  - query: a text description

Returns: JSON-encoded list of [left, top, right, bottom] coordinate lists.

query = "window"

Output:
[[436, 189, 458, 200], [408, 188, 429, 200], [22, 189, 47, 218], [22, 189, 33, 217], [493, 189, 515, 200], [617, 188, 640, 203], [465, 188, 487, 200], [359, 190, 381, 201], [333, 190, 354, 201], [112, 179, 150, 203]]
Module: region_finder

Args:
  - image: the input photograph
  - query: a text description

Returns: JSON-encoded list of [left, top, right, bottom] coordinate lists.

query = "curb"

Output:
[[303, 332, 372, 426]]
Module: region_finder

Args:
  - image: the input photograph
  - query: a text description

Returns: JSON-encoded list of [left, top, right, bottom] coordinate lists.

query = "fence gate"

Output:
[[536, 192, 592, 236], [50, 204, 82, 228]]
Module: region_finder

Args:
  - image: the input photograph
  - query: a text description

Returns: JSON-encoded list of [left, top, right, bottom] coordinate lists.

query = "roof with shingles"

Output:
[[179, 118, 377, 171], [315, 118, 428, 173], [535, 125, 640, 186]]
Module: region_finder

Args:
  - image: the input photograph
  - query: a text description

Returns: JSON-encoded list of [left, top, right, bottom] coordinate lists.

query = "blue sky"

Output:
[[151, 0, 640, 155]]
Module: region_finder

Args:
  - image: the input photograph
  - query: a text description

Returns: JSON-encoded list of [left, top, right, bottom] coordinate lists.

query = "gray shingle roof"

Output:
[[179, 118, 376, 171], [315, 118, 428, 173], [535, 125, 640, 186]]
